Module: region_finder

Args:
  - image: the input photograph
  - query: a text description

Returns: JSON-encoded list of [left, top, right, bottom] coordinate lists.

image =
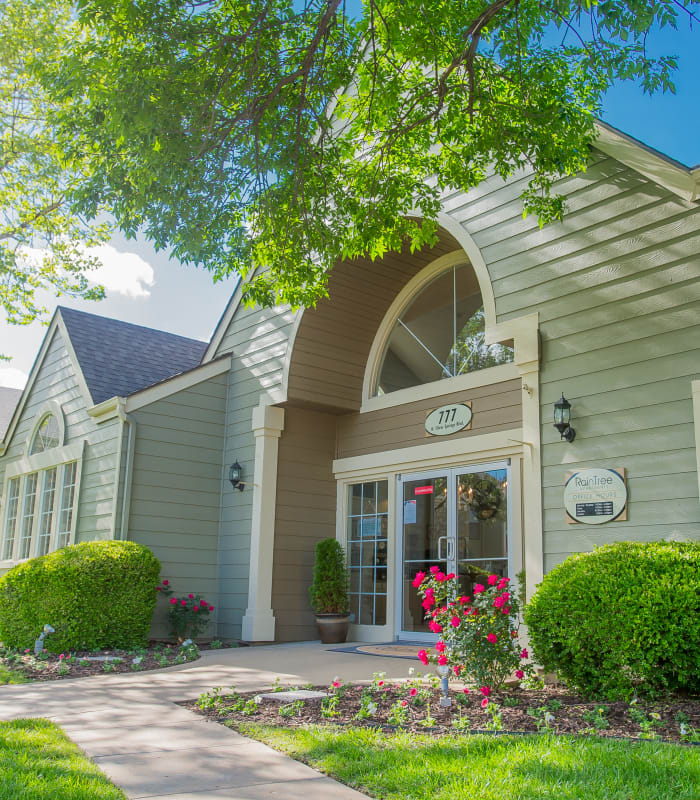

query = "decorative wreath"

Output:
[[460, 474, 503, 520]]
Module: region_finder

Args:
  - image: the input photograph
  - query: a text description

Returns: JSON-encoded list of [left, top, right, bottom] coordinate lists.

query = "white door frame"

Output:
[[395, 459, 512, 641]]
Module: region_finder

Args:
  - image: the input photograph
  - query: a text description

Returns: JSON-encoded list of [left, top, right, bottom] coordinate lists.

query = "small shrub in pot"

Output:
[[309, 538, 350, 643]]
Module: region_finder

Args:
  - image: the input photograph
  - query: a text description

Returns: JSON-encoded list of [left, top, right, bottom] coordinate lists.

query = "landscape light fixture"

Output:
[[228, 461, 245, 491], [553, 393, 576, 442]]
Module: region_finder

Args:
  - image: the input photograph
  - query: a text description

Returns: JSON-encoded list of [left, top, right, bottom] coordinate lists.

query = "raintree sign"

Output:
[[564, 468, 628, 524], [425, 402, 472, 437]]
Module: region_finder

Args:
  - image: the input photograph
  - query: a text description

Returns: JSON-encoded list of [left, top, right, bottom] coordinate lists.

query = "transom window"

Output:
[[374, 264, 513, 396], [30, 414, 60, 454], [1, 461, 78, 561]]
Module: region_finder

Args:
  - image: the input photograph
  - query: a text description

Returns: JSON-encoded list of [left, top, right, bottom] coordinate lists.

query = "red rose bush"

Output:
[[414, 566, 532, 692]]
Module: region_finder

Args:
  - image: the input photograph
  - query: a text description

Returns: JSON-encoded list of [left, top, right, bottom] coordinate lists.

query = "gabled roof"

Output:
[[0, 387, 21, 439], [58, 307, 208, 405]]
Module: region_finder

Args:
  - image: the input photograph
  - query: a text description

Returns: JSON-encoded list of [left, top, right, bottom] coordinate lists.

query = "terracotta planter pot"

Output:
[[315, 614, 350, 644]]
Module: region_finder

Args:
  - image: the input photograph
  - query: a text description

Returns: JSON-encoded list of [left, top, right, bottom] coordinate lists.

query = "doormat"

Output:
[[331, 642, 424, 659]]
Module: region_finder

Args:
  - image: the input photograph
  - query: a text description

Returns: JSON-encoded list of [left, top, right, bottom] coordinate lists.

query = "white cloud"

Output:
[[86, 244, 155, 298], [19, 243, 155, 299], [0, 367, 28, 389]]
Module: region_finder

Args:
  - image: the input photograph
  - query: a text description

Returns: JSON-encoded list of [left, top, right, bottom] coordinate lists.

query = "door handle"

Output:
[[447, 538, 456, 561], [437, 536, 447, 560]]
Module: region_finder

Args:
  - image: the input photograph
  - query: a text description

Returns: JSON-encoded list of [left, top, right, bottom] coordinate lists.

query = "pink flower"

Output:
[[520, 648, 528, 659], [412, 571, 426, 587], [332, 680, 341, 688], [502, 606, 511, 615], [493, 596, 505, 609], [422, 598, 434, 610], [481, 697, 489, 708], [437, 654, 448, 666], [24, 649, 29, 654], [401, 699, 408, 707], [378, 680, 384, 687], [200, 600, 208, 606], [162, 580, 169, 586], [497, 577, 509, 590], [462, 687, 470, 694], [501, 592, 510, 602], [515, 670, 524, 679], [170, 598, 178, 605], [428, 620, 443, 633], [473, 583, 485, 594], [193, 606, 199, 612], [446, 573, 455, 580], [418, 649, 429, 665], [208, 605, 214, 611], [435, 640, 446, 653], [453, 665, 461, 676], [181, 599, 187, 606], [451, 616, 460, 628], [488, 575, 498, 586], [429, 565, 440, 574], [480, 686, 491, 697], [409, 688, 418, 697], [487, 633, 498, 644], [435, 571, 446, 582], [59, 654, 64, 660], [459, 595, 470, 605], [156, 586, 162, 592], [188, 593, 194, 599]]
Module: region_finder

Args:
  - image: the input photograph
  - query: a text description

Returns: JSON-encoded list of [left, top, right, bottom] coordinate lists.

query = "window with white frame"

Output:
[[374, 264, 513, 396], [30, 414, 60, 454], [1, 461, 78, 561]]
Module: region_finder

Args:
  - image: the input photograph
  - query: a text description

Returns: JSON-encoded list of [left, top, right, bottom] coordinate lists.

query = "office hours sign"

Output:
[[564, 468, 628, 525]]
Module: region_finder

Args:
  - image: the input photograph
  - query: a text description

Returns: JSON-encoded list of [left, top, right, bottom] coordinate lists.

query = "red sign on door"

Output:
[[414, 485, 434, 496]]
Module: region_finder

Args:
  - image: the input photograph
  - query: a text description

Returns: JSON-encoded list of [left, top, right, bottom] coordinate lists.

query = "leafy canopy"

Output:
[[16, 1, 700, 312], [0, 0, 112, 333]]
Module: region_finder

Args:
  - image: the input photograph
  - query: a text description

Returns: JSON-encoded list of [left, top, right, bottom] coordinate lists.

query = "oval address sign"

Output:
[[425, 402, 472, 437]]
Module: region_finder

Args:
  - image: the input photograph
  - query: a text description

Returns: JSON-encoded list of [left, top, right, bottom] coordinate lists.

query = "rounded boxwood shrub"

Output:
[[0, 540, 160, 652], [524, 541, 700, 699]]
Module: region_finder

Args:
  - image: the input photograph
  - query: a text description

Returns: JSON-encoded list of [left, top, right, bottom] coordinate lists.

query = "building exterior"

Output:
[[1, 121, 699, 643]]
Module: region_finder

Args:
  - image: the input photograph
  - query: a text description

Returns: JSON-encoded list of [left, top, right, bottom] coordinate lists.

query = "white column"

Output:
[[487, 313, 543, 599], [241, 403, 285, 641]]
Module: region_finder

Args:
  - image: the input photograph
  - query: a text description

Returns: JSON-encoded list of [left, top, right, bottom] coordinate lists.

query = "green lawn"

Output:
[[0, 719, 126, 800], [238, 723, 700, 800]]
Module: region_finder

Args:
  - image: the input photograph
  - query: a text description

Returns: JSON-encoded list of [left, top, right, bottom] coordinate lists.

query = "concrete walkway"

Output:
[[0, 642, 416, 799]]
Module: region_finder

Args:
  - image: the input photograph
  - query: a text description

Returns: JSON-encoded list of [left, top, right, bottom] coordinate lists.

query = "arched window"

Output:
[[30, 414, 60, 455], [373, 264, 513, 396]]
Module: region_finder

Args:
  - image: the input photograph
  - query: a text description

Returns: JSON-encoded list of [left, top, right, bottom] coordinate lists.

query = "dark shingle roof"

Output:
[[59, 307, 208, 405], [0, 387, 21, 439]]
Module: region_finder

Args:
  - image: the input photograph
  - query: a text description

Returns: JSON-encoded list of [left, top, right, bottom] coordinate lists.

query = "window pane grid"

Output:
[[18, 473, 38, 559], [348, 480, 388, 626], [2, 478, 20, 560], [56, 461, 77, 548], [30, 415, 60, 455], [36, 468, 57, 557]]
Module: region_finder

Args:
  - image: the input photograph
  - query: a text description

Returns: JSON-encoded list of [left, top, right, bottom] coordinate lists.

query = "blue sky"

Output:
[[1, 16, 698, 389]]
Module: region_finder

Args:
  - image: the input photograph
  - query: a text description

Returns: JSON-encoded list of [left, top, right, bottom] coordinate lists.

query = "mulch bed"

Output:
[[0, 640, 240, 682], [187, 681, 700, 744]]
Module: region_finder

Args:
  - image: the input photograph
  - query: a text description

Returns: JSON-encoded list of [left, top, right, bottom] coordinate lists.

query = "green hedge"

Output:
[[0, 541, 160, 652], [524, 541, 700, 699]]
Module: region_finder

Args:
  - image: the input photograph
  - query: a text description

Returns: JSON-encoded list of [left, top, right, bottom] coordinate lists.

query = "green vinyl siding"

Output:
[[127, 374, 227, 638], [456, 150, 700, 568]]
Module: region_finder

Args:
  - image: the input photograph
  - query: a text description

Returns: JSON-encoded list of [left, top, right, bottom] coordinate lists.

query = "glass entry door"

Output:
[[397, 462, 510, 639]]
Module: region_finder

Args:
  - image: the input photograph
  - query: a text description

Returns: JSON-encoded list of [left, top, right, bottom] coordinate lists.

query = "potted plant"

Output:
[[309, 538, 350, 644]]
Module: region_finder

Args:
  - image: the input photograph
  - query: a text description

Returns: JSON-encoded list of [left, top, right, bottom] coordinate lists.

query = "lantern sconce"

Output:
[[553, 393, 576, 442], [228, 460, 245, 491]]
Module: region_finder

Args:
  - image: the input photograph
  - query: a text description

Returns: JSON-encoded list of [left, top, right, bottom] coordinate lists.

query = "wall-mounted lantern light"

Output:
[[553, 394, 576, 442], [228, 461, 245, 491]]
